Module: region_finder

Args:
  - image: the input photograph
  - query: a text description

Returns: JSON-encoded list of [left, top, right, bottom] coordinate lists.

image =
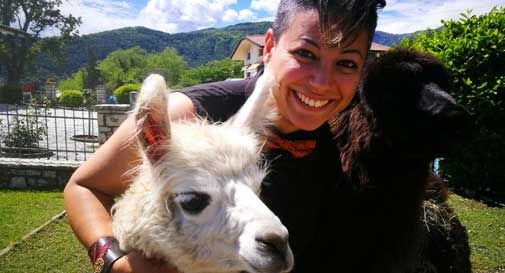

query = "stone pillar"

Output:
[[45, 78, 57, 101], [129, 92, 138, 108], [96, 84, 107, 103], [94, 104, 130, 144]]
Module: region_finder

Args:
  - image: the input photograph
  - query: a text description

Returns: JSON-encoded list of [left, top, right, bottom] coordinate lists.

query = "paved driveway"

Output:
[[0, 104, 98, 161]]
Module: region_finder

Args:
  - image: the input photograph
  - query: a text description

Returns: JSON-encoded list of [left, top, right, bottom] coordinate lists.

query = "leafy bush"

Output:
[[177, 59, 243, 88], [400, 7, 505, 195], [113, 83, 140, 104], [0, 85, 23, 104], [59, 90, 84, 107], [58, 69, 85, 92], [0, 103, 48, 148], [82, 89, 97, 106]]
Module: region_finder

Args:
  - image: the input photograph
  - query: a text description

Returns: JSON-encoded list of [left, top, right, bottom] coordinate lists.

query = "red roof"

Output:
[[245, 35, 265, 46], [370, 42, 390, 52]]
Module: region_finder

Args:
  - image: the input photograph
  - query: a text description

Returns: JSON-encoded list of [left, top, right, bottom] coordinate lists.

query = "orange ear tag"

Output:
[[142, 114, 166, 163]]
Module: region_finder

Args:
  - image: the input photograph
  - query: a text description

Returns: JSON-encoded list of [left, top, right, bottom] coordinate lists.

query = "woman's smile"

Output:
[[294, 90, 330, 108]]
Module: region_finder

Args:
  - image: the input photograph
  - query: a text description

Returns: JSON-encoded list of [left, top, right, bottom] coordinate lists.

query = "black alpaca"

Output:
[[329, 49, 472, 273]]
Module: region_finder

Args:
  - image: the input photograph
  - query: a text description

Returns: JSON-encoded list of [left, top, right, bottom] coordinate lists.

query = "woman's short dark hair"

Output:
[[272, 0, 386, 47]]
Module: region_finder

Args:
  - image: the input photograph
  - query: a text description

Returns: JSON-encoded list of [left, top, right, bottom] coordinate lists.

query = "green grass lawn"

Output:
[[0, 190, 503, 273], [0, 217, 89, 273], [448, 194, 505, 273], [0, 190, 64, 249]]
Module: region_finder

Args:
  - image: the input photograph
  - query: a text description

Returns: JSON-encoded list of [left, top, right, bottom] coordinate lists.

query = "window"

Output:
[[247, 52, 251, 60]]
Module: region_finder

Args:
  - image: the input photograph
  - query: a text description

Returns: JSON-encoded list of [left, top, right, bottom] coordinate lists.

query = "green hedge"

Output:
[[0, 85, 22, 104], [113, 83, 140, 104], [401, 7, 505, 195], [59, 90, 84, 107]]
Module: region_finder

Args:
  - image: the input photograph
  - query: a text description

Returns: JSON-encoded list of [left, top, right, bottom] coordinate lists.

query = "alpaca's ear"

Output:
[[230, 65, 276, 130], [134, 74, 171, 164]]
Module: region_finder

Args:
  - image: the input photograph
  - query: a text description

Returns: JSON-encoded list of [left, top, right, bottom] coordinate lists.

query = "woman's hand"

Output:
[[111, 251, 179, 273]]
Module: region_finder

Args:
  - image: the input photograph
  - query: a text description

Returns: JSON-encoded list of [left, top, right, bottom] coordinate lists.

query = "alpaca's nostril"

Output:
[[255, 231, 289, 256], [438, 105, 473, 138], [440, 105, 471, 121]]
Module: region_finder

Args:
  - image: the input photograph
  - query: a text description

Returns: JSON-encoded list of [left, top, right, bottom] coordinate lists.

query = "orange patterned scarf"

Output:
[[264, 132, 317, 158]]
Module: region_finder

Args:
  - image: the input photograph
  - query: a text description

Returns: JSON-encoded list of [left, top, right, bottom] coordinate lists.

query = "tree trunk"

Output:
[[1, 0, 15, 26], [6, 64, 21, 85], [3, 35, 27, 86]]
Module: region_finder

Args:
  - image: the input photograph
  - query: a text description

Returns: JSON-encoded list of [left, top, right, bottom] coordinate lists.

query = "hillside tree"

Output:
[[0, 0, 81, 84], [84, 47, 100, 89], [144, 47, 187, 87], [97, 46, 147, 90]]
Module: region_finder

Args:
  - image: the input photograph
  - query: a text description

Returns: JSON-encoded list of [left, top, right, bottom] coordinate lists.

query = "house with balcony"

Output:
[[0, 24, 29, 37], [231, 35, 391, 78], [230, 35, 265, 78]]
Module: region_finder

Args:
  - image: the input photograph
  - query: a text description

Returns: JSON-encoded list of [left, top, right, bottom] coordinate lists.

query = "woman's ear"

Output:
[[263, 29, 275, 64]]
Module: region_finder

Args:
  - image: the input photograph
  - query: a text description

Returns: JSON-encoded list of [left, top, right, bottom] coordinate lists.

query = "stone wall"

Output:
[[95, 104, 131, 144], [0, 158, 81, 189]]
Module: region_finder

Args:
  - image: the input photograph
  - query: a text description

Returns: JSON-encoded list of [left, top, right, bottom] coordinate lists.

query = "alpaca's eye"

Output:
[[174, 192, 211, 215]]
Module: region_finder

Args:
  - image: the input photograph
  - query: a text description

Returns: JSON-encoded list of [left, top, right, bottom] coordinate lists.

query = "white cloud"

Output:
[[223, 9, 240, 22], [54, 0, 505, 36], [378, 0, 505, 33], [250, 0, 279, 14], [223, 8, 257, 22], [137, 0, 259, 33], [54, 0, 139, 35], [238, 9, 257, 20], [56, 0, 261, 35]]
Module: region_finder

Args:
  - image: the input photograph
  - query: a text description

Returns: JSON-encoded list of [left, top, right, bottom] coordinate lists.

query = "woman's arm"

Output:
[[63, 92, 195, 273]]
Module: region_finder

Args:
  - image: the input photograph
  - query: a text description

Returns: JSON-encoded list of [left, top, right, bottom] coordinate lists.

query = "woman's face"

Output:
[[263, 9, 368, 133]]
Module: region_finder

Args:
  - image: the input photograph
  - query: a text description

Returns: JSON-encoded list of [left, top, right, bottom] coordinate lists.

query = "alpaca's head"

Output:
[[112, 69, 293, 273], [360, 49, 473, 158]]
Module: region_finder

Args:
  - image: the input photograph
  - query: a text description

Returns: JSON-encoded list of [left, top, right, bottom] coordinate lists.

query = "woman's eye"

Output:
[[338, 60, 358, 69], [294, 49, 316, 60], [174, 192, 211, 215]]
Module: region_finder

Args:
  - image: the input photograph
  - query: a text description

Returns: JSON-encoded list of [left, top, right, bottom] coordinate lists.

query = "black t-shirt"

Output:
[[179, 76, 343, 272]]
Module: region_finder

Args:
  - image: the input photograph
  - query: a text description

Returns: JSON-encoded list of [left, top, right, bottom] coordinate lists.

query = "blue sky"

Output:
[[54, 0, 505, 36]]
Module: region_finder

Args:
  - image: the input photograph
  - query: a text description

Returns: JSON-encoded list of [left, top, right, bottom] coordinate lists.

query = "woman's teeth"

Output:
[[296, 92, 329, 108]]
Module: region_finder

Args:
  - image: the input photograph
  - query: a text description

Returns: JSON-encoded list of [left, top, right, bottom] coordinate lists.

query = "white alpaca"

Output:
[[111, 68, 294, 273]]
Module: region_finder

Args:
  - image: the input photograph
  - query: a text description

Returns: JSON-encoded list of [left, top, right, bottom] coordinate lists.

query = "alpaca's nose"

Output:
[[255, 228, 289, 257], [247, 222, 294, 273]]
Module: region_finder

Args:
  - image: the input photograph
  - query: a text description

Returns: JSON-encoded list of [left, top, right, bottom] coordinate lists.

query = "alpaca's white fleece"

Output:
[[111, 70, 292, 273], [112, 121, 266, 272]]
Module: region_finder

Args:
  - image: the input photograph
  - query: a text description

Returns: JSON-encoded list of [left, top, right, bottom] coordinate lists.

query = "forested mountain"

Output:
[[36, 22, 408, 79], [373, 31, 407, 46]]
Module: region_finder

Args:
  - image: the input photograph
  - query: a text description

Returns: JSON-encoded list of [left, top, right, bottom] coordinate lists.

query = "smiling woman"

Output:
[[264, 9, 368, 132], [63, 1, 386, 273]]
